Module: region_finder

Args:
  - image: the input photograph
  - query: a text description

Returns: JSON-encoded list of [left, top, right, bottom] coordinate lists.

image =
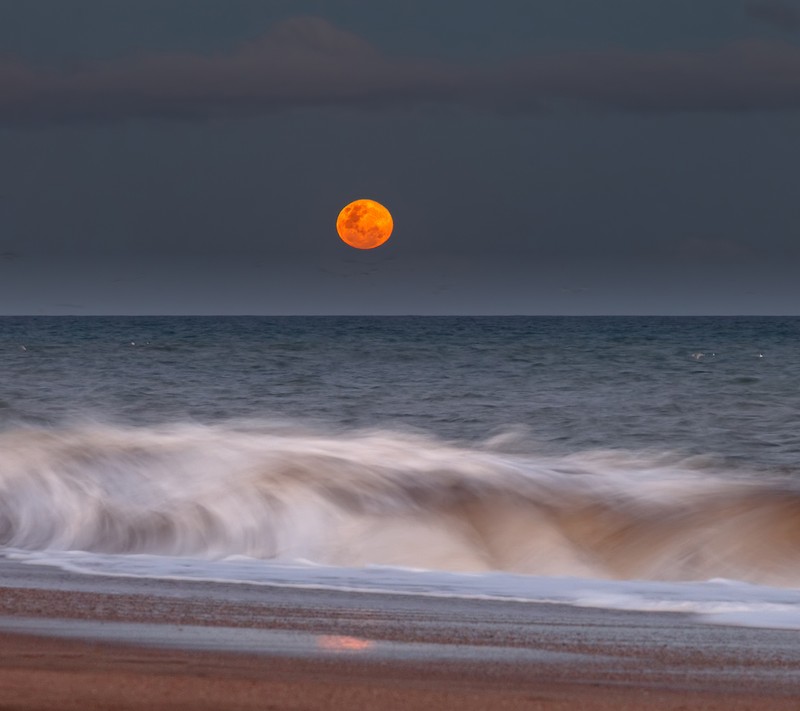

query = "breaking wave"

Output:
[[1, 421, 799, 586]]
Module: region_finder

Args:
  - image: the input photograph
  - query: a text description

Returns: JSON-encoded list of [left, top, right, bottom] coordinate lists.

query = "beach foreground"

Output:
[[0, 559, 798, 711]]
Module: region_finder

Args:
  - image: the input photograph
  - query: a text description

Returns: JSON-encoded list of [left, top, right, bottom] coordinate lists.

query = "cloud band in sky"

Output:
[[3, 16, 800, 124], [745, 0, 800, 30]]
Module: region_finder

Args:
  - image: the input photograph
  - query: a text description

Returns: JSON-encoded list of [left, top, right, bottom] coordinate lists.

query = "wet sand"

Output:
[[1, 559, 798, 710]]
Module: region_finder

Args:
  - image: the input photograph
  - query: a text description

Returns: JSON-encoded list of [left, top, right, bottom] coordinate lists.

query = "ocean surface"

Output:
[[2, 315, 800, 628]]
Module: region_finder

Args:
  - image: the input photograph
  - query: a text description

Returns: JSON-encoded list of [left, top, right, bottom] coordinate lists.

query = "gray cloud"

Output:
[[745, 0, 800, 30], [677, 238, 756, 262], [3, 16, 800, 124]]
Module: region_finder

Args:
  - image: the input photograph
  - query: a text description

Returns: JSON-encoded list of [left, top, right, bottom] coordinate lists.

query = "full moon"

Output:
[[336, 199, 393, 250]]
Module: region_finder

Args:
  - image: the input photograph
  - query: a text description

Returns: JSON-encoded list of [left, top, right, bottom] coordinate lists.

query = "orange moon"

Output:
[[336, 199, 393, 250]]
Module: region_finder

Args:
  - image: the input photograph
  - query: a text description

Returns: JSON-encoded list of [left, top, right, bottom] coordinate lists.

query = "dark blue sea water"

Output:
[[1, 316, 798, 468], [1, 316, 800, 597]]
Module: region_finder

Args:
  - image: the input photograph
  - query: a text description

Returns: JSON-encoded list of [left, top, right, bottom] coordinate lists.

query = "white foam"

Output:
[[2, 421, 799, 586], [9, 548, 800, 631]]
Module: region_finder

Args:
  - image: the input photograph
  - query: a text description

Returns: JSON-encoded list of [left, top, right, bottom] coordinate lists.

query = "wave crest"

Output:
[[1, 422, 799, 585]]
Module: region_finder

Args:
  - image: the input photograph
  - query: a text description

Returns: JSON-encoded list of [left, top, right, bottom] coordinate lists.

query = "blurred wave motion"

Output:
[[2, 421, 799, 586]]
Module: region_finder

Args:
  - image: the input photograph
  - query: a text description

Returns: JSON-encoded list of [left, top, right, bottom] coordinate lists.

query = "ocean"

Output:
[[2, 315, 800, 629]]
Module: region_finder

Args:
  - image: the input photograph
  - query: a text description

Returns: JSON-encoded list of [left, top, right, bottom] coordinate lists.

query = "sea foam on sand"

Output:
[[8, 549, 800, 631]]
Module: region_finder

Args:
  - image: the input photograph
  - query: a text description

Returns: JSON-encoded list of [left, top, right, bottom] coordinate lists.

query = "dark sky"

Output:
[[1, 0, 799, 314]]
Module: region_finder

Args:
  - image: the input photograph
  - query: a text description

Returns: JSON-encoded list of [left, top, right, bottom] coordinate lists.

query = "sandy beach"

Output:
[[0, 559, 799, 710]]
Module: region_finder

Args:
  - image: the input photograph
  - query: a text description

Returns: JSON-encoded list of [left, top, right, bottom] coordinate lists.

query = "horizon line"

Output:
[[0, 314, 797, 319]]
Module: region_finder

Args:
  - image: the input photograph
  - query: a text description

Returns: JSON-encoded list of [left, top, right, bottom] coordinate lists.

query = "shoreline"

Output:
[[1, 559, 799, 709]]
